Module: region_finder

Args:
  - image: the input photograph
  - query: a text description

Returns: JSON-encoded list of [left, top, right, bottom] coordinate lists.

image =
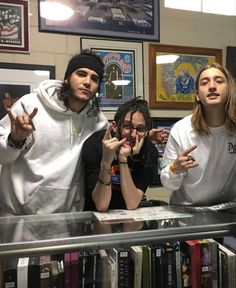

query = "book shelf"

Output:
[[0, 206, 236, 258]]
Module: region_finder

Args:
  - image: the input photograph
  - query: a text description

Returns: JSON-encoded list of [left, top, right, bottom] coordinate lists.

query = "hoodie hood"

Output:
[[35, 79, 92, 117], [35, 79, 67, 114], [34, 79, 98, 145]]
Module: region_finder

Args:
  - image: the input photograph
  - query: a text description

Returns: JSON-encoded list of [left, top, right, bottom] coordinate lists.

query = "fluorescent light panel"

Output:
[[164, 0, 236, 16], [202, 0, 236, 16], [165, 0, 201, 12]]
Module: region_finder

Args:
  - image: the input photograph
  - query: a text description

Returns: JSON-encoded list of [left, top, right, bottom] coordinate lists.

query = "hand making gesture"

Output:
[[170, 144, 199, 174], [101, 124, 126, 167], [149, 128, 170, 145], [7, 107, 38, 141], [118, 133, 145, 161]]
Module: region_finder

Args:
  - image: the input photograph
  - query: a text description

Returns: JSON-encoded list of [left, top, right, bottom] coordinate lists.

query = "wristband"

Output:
[[98, 178, 111, 186], [8, 134, 26, 149], [119, 161, 128, 164], [169, 163, 177, 174]]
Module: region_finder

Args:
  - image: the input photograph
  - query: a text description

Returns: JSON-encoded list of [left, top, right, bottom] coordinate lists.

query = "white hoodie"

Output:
[[0, 80, 108, 215]]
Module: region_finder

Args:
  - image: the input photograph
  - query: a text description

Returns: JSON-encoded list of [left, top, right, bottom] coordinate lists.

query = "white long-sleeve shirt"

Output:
[[160, 115, 236, 206], [0, 80, 108, 215]]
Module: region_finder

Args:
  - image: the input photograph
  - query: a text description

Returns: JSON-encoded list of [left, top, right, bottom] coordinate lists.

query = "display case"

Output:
[[0, 206, 236, 257]]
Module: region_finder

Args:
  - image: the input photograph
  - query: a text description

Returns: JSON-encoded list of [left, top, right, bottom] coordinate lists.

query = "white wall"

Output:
[[0, 0, 235, 202]]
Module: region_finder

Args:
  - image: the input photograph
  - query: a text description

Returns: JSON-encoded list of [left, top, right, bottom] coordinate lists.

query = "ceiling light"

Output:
[[156, 55, 180, 64], [40, 2, 74, 21]]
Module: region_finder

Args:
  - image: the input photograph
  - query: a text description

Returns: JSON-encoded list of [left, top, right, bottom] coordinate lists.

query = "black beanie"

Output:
[[64, 52, 104, 80]]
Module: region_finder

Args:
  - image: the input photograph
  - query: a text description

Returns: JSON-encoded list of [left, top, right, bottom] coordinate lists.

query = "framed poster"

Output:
[[149, 44, 222, 109], [81, 38, 143, 110], [0, 63, 55, 119], [150, 117, 181, 186], [226, 46, 236, 80], [0, 0, 29, 53], [38, 0, 160, 41]]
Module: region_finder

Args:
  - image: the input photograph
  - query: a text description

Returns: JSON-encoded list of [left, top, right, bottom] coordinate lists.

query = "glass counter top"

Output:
[[0, 206, 236, 256]]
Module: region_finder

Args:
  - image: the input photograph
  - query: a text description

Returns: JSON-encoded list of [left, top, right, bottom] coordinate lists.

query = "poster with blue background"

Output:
[[92, 49, 135, 110]]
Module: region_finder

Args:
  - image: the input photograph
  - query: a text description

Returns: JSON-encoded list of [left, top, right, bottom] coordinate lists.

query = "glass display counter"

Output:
[[0, 206, 236, 257]]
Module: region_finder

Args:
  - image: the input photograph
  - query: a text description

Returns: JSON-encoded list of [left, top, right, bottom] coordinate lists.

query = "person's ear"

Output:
[[65, 75, 71, 85], [195, 90, 200, 102]]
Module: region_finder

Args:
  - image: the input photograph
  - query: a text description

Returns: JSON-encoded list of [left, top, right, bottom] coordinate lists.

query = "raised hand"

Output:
[[119, 134, 145, 160], [7, 107, 38, 141], [149, 128, 170, 145], [102, 125, 126, 166], [171, 144, 199, 174]]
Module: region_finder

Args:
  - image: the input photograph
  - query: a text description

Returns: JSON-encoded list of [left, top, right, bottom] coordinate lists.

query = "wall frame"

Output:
[[38, 0, 160, 41], [81, 38, 144, 110], [150, 117, 181, 186], [0, 63, 55, 119], [149, 44, 222, 110], [0, 0, 29, 53], [226, 46, 236, 80]]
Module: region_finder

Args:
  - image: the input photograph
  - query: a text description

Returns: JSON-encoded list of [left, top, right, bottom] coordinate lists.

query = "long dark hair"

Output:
[[114, 97, 151, 137], [57, 50, 104, 117], [56, 82, 101, 117], [114, 97, 156, 167]]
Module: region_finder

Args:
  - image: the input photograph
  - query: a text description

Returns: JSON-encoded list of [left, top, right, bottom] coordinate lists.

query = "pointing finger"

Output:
[[103, 124, 113, 141], [117, 138, 126, 146], [181, 144, 197, 156]]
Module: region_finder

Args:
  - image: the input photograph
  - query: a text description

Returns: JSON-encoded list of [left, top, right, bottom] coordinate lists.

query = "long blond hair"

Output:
[[191, 63, 236, 135]]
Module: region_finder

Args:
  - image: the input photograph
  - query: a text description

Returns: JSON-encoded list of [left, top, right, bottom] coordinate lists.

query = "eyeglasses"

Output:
[[122, 123, 147, 134]]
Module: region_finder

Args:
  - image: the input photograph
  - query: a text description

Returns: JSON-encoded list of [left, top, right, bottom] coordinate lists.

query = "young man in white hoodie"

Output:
[[0, 50, 108, 215]]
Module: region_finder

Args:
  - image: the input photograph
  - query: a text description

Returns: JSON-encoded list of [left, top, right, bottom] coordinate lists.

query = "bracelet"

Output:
[[8, 134, 26, 149], [169, 163, 177, 174], [98, 178, 111, 186], [119, 161, 128, 164]]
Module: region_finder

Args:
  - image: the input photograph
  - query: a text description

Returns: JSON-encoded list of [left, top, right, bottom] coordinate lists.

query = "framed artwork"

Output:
[[81, 38, 144, 110], [149, 44, 222, 109], [38, 0, 160, 41], [0, 63, 55, 119], [226, 46, 236, 80], [0, 0, 29, 53], [150, 117, 181, 186]]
